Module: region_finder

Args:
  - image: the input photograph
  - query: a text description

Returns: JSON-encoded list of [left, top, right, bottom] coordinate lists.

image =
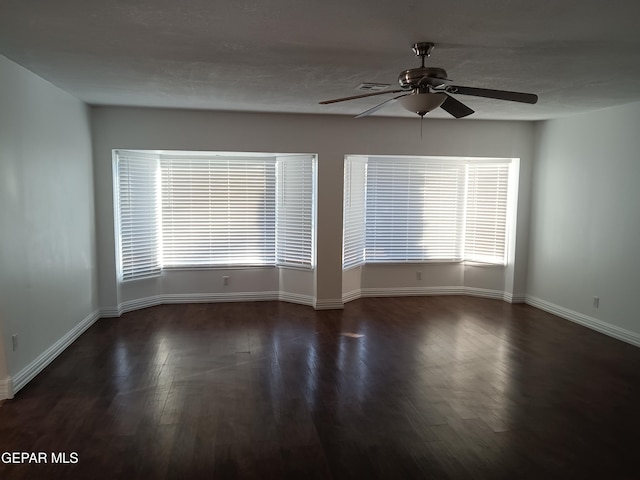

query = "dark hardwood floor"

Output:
[[1, 296, 639, 479]]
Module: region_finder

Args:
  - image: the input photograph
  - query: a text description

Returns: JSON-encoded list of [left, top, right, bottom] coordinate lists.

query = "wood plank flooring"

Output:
[[1, 296, 639, 479]]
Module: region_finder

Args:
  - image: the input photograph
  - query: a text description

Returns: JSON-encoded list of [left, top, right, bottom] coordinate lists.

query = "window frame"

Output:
[[342, 154, 518, 270], [113, 150, 317, 282]]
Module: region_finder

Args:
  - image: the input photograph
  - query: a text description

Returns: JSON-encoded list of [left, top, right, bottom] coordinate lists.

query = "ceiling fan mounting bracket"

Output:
[[412, 42, 435, 59]]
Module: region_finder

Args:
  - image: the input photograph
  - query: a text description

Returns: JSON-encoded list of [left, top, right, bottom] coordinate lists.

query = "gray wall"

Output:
[[528, 101, 640, 341], [0, 55, 98, 395], [91, 107, 535, 312]]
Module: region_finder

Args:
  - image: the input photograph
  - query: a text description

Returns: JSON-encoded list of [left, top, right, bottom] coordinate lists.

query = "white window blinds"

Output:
[[343, 157, 367, 269], [115, 151, 161, 280], [343, 156, 514, 268], [365, 158, 466, 262], [276, 155, 315, 268], [160, 156, 276, 267], [114, 151, 315, 280], [464, 162, 510, 264]]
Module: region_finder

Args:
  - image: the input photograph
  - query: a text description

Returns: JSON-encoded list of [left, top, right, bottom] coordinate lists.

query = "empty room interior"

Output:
[[1, 0, 640, 478]]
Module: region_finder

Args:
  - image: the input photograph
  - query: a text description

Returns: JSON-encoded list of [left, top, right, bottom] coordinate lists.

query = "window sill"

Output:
[[121, 265, 315, 282], [343, 260, 506, 270]]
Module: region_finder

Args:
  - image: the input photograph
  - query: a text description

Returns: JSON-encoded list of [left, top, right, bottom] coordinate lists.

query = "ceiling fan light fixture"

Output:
[[398, 92, 446, 117]]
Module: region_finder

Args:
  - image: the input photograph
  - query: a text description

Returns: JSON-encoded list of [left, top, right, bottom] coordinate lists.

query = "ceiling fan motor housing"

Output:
[[398, 67, 449, 89]]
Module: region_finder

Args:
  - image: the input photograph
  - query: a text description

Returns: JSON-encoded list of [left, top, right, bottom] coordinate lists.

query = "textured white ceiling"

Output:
[[2, 0, 640, 120]]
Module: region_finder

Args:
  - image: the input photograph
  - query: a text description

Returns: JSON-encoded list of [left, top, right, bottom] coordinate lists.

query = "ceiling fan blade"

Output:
[[319, 89, 405, 105], [355, 93, 410, 118], [440, 94, 474, 118], [446, 85, 538, 104]]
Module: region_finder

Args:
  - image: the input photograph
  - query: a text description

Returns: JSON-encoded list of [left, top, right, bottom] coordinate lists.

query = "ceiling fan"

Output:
[[319, 42, 538, 119]]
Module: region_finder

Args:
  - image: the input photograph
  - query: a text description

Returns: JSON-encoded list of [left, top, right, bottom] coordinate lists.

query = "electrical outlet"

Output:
[[12, 334, 18, 351], [416, 271, 422, 281], [593, 296, 600, 309], [223, 276, 230, 286]]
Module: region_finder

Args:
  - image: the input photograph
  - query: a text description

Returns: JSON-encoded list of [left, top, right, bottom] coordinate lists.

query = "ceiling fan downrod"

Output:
[[412, 42, 435, 68]]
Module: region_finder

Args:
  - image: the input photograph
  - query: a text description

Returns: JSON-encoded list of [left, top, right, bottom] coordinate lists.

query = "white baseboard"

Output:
[[0, 376, 12, 400], [99, 306, 123, 318], [314, 298, 344, 310], [119, 295, 163, 314], [464, 287, 508, 301], [9, 309, 101, 397], [341, 289, 362, 303], [507, 292, 527, 304], [526, 296, 640, 348], [163, 292, 282, 304], [361, 286, 465, 297], [104, 288, 523, 316], [102, 291, 324, 318], [279, 292, 316, 307], [343, 286, 516, 304]]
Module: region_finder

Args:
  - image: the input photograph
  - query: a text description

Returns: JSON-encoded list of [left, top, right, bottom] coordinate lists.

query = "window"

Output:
[[160, 156, 276, 267], [463, 162, 511, 264], [115, 151, 161, 280], [115, 150, 316, 281], [276, 155, 315, 267], [343, 155, 516, 268], [343, 157, 367, 269]]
